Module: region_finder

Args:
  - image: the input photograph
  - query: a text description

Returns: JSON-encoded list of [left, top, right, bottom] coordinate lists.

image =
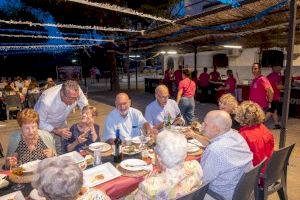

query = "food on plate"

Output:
[[11, 167, 24, 176], [79, 162, 87, 170], [190, 121, 202, 134], [90, 174, 104, 183], [85, 155, 94, 166], [123, 145, 138, 154]]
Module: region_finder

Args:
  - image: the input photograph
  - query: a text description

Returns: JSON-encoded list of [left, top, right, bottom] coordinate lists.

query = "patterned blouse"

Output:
[[15, 137, 48, 164], [127, 160, 203, 200]]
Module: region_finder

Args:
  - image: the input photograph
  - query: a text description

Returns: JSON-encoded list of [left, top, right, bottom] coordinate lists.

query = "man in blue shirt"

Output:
[[145, 85, 184, 131]]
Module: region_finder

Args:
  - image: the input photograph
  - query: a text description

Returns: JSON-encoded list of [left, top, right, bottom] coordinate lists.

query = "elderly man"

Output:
[[185, 110, 253, 200], [145, 85, 183, 130], [250, 63, 274, 111], [103, 93, 153, 143], [34, 80, 88, 154]]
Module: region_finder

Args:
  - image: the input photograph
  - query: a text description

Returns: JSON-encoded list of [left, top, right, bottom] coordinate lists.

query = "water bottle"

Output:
[[93, 148, 102, 166]]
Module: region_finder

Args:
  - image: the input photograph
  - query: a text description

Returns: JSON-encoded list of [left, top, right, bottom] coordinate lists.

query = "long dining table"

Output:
[[0, 146, 202, 200]]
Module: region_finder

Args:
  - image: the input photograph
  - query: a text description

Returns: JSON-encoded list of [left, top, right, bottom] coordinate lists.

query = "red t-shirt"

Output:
[[210, 71, 220, 82], [267, 72, 281, 101], [198, 72, 210, 87], [239, 124, 274, 173], [249, 75, 272, 109], [225, 76, 236, 94], [174, 69, 183, 85], [178, 78, 196, 97]]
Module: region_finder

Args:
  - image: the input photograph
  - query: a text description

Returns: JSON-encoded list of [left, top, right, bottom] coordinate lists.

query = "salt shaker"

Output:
[[93, 148, 102, 166]]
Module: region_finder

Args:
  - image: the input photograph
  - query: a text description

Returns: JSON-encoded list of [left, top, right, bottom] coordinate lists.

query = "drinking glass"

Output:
[[11, 160, 25, 191], [140, 129, 148, 150]]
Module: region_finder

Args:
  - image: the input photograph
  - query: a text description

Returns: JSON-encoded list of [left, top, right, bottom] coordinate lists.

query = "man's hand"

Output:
[[183, 129, 196, 139], [172, 117, 184, 126], [6, 156, 17, 167], [43, 149, 54, 157], [53, 128, 72, 139]]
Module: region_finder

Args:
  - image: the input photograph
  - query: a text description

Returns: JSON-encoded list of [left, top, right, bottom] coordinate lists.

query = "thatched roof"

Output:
[[130, 0, 300, 53]]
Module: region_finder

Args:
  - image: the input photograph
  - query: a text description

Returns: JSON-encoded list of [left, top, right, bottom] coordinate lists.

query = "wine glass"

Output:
[[11, 160, 25, 191], [139, 129, 148, 150]]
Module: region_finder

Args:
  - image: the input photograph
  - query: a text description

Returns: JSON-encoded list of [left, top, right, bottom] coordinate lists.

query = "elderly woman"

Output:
[[218, 93, 240, 130], [235, 101, 274, 172], [31, 157, 110, 200], [128, 130, 203, 199], [5, 109, 56, 168], [64, 105, 100, 152]]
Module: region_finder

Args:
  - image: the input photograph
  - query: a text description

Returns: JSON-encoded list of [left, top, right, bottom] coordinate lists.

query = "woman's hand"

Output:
[[43, 149, 54, 158], [77, 134, 88, 144], [183, 129, 196, 139], [6, 156, 18, 168]]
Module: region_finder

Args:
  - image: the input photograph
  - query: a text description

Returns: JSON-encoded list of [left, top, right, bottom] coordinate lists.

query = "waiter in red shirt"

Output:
[[209, 66, 221, 103], [163, 66, 174, 96], [176, 69, 196, 125], [198, 67, 210, 102], [216, 69, 236, 96], [266, 65, 283, 129]]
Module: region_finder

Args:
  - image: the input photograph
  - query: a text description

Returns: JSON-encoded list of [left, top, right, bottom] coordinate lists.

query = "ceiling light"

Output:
[[167, 51, 177, 54], [160, 51, 166, 54], [223, 45, 242, 49], [129, 55, 140, 58]]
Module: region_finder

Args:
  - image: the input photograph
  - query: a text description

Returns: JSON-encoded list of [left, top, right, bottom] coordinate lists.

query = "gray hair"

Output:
[[207, 110, 232, 133], [61, 80, 79, 94], [32, 157, 83, 200], [155, 130, 187, 168]]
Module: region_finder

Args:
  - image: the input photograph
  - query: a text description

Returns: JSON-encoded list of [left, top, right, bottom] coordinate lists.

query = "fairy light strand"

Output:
[[0, 19, 143, 33], [66, 0, 174, 24]]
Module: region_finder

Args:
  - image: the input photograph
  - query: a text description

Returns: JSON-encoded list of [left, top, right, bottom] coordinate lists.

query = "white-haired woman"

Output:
[[31, 157, 110, 200], [128, 130, 203, 199]]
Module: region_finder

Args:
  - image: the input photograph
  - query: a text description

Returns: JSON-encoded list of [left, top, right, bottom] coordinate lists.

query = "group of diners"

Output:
[[3, 78, 275, 200]]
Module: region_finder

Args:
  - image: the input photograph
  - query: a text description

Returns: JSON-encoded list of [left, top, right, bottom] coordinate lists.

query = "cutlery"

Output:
[[125, 163, 149, 167]]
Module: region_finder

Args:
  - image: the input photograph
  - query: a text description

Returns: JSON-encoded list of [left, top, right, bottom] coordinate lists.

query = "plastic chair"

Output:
[[257, 143, 295, 200], [207, 158, 266, 200], [176, 182, 209, 200], [5, 94, 22, 120]]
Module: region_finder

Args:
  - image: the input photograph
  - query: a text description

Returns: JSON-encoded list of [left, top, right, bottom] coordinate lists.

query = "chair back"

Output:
[[5, 94, 22, 109], [264, 144, 295, 187], [232, 159, 266, 200], [176, 182, 209, 200], [26, 93, 40, 108]]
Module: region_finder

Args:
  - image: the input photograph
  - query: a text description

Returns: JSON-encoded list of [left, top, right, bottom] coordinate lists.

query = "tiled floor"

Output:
[[0, 80, 299, 199]]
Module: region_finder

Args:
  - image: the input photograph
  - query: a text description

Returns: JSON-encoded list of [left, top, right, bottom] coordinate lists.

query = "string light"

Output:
[[0, 19, 143, 33], [0, 44, 99, 50], [0, 33, 114, 42], [66, 0, 175, 24]]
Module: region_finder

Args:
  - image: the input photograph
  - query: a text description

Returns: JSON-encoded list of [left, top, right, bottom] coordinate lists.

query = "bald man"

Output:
[[103, 93, 152, 143], [187, 110, 253, 200], [145, 85, 184, 130]]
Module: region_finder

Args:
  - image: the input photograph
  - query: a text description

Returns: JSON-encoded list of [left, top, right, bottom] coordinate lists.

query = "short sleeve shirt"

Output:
[[198, 72, 210, 87], [178, 78, 196, 97], [267, 72, 282, 101], [249, 75, 272, 109]]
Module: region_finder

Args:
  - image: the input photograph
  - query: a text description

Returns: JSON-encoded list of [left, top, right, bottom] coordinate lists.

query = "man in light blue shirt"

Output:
[[103, 93, 153, 143], [145, 85, 184, 130], [194, 110, 253, 200]]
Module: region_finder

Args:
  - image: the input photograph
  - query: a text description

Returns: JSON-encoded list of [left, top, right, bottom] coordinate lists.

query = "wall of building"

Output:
[[163, 45, 300, 83]]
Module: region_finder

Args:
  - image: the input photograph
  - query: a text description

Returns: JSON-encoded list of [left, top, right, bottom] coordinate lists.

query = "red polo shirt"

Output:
[[210, 71, 221, 82], [178, 77, 196, 98], [225, 76, 236, 94], [174, 69, 183, 85], [267, 72, 281, 101], [249, 75, 272, 109], [198, 72, 210, 87], [239, 124, 274, 173]]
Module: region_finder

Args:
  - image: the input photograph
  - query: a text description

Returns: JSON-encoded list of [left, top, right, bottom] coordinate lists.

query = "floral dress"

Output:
[[127, 160, 203, 200]]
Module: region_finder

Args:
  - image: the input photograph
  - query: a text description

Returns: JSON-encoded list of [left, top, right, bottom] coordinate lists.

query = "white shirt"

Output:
[[103, 107, 147, 141], [34, 84, 88, 132], [145, 99, 181, 127]]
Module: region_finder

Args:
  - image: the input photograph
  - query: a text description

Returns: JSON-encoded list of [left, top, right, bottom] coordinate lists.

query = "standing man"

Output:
[[176, 69, 196, 125], [145, 85, 184, 131], [34, 80, 88, 155], [249, 63, 274, 111], [266, 65, 284, 129], [103, 93, 154, 143], [209, 66, 221, 103], [198, 67, 210, 102]]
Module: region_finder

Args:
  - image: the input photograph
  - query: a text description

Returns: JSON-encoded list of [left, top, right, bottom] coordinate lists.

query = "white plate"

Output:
[[0, 191, 25, 200], [122, 146, 141, 155], [131, 136, 150, 144], [89, 142, 111, 152], [83, 162, 121, 188], [59, 151, 85, 164], [29, 189, 46, 200], [187, 142, 200, 153], [188, 139, 205, 148], [120, 159, 150, 171], [21, 160, 41, 173]]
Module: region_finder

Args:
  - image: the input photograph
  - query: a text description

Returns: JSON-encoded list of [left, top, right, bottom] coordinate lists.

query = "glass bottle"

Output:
[[114, 127, 122, 163]]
